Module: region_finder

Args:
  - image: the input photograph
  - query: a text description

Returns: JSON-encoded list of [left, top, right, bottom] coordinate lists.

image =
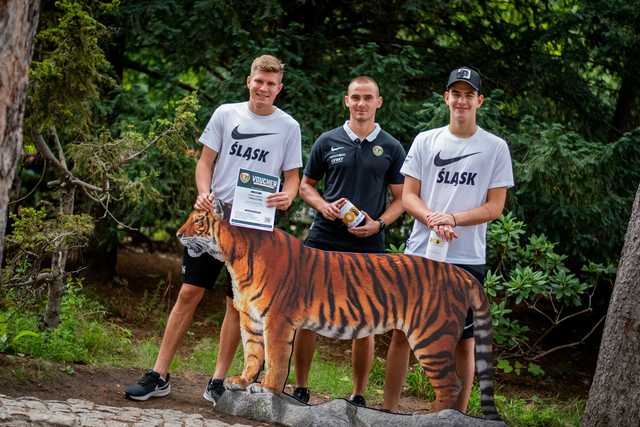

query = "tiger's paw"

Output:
[[225, 375, 249, 390], [246, 383, 273, 395], [223, 382, 245, 392]]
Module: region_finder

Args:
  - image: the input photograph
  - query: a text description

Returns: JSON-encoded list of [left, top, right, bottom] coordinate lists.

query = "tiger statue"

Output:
[[177, 203, 500, 421]]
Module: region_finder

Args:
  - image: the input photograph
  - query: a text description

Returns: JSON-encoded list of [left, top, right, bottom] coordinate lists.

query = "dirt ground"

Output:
[[0, 247, 595, 423], [1, 248, 271, 425], [0, 354, 271, 426]]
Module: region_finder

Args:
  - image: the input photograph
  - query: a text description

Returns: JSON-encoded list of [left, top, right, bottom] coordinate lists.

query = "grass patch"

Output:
[[99, 328, 589, 426], [2, 284, 585, 425], [172, 336, 244, 375], [119, 337, 161, 369], [121, 334, 245, 376], [497, 394, 584, 427], [290, 354, 354, 399], [0, 356, 67, 387], [1, 279, 133, 365], [402, 362, 583, 425]]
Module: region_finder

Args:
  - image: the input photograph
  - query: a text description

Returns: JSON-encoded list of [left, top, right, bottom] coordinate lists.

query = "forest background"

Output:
[[1, 0, 639, 425]]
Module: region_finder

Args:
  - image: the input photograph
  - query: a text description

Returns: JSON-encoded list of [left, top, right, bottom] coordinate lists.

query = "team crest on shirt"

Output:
[[372, 145, 384, 156], [239, 172, 251, 184]]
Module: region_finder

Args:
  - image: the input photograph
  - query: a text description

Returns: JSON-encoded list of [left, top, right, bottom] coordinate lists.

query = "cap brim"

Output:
[[447, 79, 480, 92]]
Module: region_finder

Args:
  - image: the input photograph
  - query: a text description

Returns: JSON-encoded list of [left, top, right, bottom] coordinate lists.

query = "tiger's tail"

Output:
[[470, 276, 501, 421]]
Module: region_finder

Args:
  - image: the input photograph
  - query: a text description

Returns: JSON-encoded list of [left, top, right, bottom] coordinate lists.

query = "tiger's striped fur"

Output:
[[177, 208, 500, 420]]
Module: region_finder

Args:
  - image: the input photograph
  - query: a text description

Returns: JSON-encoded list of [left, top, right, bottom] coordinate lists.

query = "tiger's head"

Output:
[[176, 200, 225, 261]]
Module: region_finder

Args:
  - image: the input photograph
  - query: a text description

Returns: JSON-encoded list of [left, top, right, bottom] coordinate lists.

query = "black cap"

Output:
[[446, 67, 481, 92]]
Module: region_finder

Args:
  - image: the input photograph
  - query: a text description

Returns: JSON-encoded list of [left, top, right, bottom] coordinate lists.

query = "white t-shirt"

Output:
[[199, 102, 303, 203], [401, 125, 514, 264]]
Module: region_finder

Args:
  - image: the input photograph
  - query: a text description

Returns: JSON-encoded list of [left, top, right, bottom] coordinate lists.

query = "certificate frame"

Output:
[[229, 169, 280, 231]]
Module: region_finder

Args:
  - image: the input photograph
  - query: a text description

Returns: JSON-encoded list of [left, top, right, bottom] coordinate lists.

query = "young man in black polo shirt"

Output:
[[292, 76, 406, 406]]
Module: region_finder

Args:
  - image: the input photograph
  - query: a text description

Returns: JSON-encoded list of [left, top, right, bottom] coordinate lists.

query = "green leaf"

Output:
[[514, 360, 524, 375], [497, 359, 513, 373], [12, 330, 40, 345], [527, 362, 545, 377]]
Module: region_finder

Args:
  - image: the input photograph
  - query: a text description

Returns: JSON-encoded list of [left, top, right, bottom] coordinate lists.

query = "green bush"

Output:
[[486, 212, 615, 361], [0, 278, 132, 364], [1, 207, 94, 290], [509, 123, 640, 266]]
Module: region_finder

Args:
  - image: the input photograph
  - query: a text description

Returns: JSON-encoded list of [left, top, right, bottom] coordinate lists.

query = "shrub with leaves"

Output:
[[509, 121, 640, 265], [1, 207, 93, 294], [0, 278, 131, 363], [486, 212, 615, 365]]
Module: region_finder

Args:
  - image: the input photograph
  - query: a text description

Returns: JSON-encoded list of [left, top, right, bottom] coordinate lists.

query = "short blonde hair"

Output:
[[250, 55, 285, 77]]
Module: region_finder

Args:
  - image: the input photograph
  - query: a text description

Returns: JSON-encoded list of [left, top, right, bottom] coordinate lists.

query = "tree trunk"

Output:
[[582, 184, 640, 426], [43, 182, 75, 328], [0, 0, 41, 266]]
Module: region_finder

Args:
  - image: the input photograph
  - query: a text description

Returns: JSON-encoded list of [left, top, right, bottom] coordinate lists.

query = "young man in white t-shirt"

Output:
[[382, 67, 513, 412], [125, 55, 302, 402]]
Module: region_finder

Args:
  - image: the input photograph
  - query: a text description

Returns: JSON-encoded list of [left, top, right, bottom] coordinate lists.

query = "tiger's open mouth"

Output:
[[178, 236, 224, 261]]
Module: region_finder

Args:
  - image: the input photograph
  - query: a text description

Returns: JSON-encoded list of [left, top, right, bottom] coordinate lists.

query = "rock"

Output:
[[0, 394, 246, 426], [214, 388, 507, 427]]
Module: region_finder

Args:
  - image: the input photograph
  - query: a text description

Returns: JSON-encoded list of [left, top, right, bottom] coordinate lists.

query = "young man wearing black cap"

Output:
[[382, 67, 513, 412]]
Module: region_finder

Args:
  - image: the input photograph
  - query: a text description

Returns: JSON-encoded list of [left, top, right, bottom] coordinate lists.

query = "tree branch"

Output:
[[16, 271, 58, 287], [529, 315, 606, 361], [120, 126, 174, 164], [530, 304, 594, 349], [557, 307, 593, 324], [33, 130, 64, 171], [50, 126, 67, 169], [527, 300, 556, 324], [80, 186, 138, 231], [33, 130, 103, 192]]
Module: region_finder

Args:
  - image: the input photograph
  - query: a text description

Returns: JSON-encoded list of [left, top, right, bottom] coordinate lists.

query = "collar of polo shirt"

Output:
[[343, 121, 381, 143]]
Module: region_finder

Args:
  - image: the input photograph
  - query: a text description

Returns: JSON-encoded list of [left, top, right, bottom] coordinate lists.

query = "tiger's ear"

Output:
[[212, 199, 225, 220]]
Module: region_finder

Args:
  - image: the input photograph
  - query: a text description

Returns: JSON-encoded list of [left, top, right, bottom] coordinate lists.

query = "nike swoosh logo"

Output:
[[231, 125, 277, 140], [434, 151, 480, 167], [330, 146, 343, 152]]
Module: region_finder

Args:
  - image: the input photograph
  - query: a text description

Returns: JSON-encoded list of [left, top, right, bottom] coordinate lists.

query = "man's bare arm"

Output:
[[194, 146, 217, 211], [299, 175, 346, 220], [426, 187, 508, 228], [402, 176, 431, 223]]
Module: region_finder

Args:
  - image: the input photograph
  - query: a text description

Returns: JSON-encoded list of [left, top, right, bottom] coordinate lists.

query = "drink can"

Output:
[[339, 199, 365, 229], [425, 229, 448, 262]]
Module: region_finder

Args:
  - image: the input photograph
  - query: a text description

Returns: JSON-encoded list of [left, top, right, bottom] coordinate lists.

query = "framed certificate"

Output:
[[229, 169, 280, 231]]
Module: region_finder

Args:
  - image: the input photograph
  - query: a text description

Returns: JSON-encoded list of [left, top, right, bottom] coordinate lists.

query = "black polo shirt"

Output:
[[304, 123, 406, 252]]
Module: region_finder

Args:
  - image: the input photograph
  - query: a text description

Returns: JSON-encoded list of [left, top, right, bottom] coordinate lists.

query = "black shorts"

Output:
[[181, 248, 233, 298], [455, 263, 487, 340], [304, 239, 386, 254]]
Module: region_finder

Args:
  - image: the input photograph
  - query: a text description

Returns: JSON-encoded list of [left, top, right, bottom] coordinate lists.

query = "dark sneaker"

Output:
[[124, 370, 170, 401], [349, 394, 366, 407], [203, 378, 226, 404], [292, 387, 310, 403]]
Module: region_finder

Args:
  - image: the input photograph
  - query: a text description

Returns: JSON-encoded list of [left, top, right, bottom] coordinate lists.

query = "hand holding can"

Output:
[[425, 229, 448, 262], [339, 199, 365, 229]]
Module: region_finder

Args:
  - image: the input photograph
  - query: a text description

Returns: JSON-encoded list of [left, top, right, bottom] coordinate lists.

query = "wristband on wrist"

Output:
[[451, 213, 457, 226]]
